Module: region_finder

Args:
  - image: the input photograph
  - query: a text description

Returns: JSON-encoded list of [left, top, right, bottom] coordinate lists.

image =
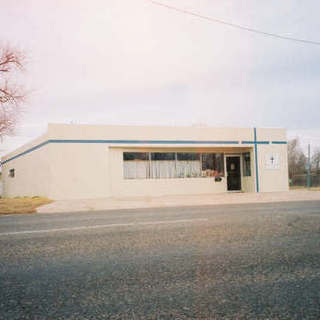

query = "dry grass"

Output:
[[309, 187, 320, 191], [0, 197, 53, 215], [290, 186, 320, 191]]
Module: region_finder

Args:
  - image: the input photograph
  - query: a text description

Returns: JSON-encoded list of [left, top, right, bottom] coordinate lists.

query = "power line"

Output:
[[147, 0, 320, 46]]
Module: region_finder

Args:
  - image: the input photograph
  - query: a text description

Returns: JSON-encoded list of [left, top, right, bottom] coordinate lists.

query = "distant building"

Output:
[[1, 124, 289, 200]]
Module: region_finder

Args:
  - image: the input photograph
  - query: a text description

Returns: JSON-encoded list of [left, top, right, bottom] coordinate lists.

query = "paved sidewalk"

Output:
[[37, 190, 320, 214]]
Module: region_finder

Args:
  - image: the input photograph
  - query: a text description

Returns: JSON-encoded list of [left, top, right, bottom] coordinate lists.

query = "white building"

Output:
[[1, 124, 289, 200]]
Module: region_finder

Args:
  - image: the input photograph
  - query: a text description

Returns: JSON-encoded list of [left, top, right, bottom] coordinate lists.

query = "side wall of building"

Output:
[[2, 144, 51, 198], [47, 143, 110, 200]]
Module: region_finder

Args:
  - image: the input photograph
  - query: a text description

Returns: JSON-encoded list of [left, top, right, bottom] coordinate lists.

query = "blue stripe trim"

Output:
[[1, 139, 240, 165], [254, 128, 260, 193], [1, 141, 50, 165], [1, 137, 288, 166], [242, 141, 269, 145], [49, 139, 240, 145]]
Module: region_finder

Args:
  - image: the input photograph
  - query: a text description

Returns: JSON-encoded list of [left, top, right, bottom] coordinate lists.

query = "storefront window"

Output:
[[123, 152, 224, 179]]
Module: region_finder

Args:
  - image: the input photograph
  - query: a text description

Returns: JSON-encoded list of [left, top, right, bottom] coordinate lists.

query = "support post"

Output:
[[307, 144, 311, 188], [254, 128, 260, 193]]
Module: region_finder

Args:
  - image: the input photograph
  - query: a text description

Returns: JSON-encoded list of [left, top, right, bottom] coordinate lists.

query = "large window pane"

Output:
[[215, 153, 225, 177], [123, 152, 150, 179], [176, 153, 201, 178], [201, 153, 224, 177], [150, 153, 176, 178]]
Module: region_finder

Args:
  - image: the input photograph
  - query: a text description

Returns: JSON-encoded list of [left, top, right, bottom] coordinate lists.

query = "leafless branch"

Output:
[[0, 45, 26, 138], [0, 47, 23, 72]]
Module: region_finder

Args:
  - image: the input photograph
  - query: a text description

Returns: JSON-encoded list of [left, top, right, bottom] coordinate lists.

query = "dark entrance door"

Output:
[[226, 156, 241, 191]]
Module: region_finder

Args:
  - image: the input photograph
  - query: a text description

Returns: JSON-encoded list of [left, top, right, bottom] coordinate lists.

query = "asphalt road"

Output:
[[0, 201, 320, 319]]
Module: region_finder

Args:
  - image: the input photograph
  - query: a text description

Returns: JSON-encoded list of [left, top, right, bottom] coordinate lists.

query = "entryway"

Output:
[[226, 156, 241, 191]]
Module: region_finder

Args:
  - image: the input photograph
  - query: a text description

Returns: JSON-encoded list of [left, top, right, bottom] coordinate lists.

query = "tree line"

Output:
[[288, 138, 320, 178]]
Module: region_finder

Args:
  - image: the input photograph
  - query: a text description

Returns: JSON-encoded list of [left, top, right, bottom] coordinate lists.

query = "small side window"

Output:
[[9, 169, 15, 178], [243, 153, 251, 176]]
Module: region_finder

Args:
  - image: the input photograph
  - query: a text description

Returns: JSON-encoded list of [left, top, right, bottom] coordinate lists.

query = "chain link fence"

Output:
[[291, 174, 320, 187]]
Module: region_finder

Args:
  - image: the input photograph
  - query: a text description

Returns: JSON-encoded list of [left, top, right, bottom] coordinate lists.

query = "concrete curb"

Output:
[[37, 190, 320, 214]]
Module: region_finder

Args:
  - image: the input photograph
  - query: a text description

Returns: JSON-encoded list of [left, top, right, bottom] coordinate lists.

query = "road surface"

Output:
[[1, 201, 320, 319]]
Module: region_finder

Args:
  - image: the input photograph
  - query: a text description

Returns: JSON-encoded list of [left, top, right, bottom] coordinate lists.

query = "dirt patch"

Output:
[[0, 197, 53, 215]]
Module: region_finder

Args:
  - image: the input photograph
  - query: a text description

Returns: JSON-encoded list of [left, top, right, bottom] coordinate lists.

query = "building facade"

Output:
[[1, 124, 289, 200]]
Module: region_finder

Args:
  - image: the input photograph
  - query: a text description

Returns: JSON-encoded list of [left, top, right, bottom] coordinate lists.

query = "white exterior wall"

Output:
[[258, 144, 289, 192], [256, 128, 289, 192], [47, 143, 110, 200], [1, 124, 288, 200], [2, 134, 51, 198], [46, 123, 254, 142]]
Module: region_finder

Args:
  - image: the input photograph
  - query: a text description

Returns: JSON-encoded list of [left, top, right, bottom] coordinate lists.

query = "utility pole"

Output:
[[307, 143, 311, 188]]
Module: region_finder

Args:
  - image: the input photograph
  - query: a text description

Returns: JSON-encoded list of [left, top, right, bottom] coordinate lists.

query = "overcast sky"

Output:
[[1, 0, 320, 154]]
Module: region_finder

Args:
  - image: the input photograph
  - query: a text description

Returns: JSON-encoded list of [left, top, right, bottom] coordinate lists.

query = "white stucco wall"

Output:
[[256, 128, 289, 192], [2, 145, 51, 198], [47, 143, 110, 200], [257, 144, 289, 192], [2, 133, 50, 198], [46, 123, 254, 142]]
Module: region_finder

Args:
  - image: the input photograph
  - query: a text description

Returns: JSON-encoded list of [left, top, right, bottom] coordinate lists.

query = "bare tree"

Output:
[[0, 46, 26, 138], [287, 138, 307, 178]]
